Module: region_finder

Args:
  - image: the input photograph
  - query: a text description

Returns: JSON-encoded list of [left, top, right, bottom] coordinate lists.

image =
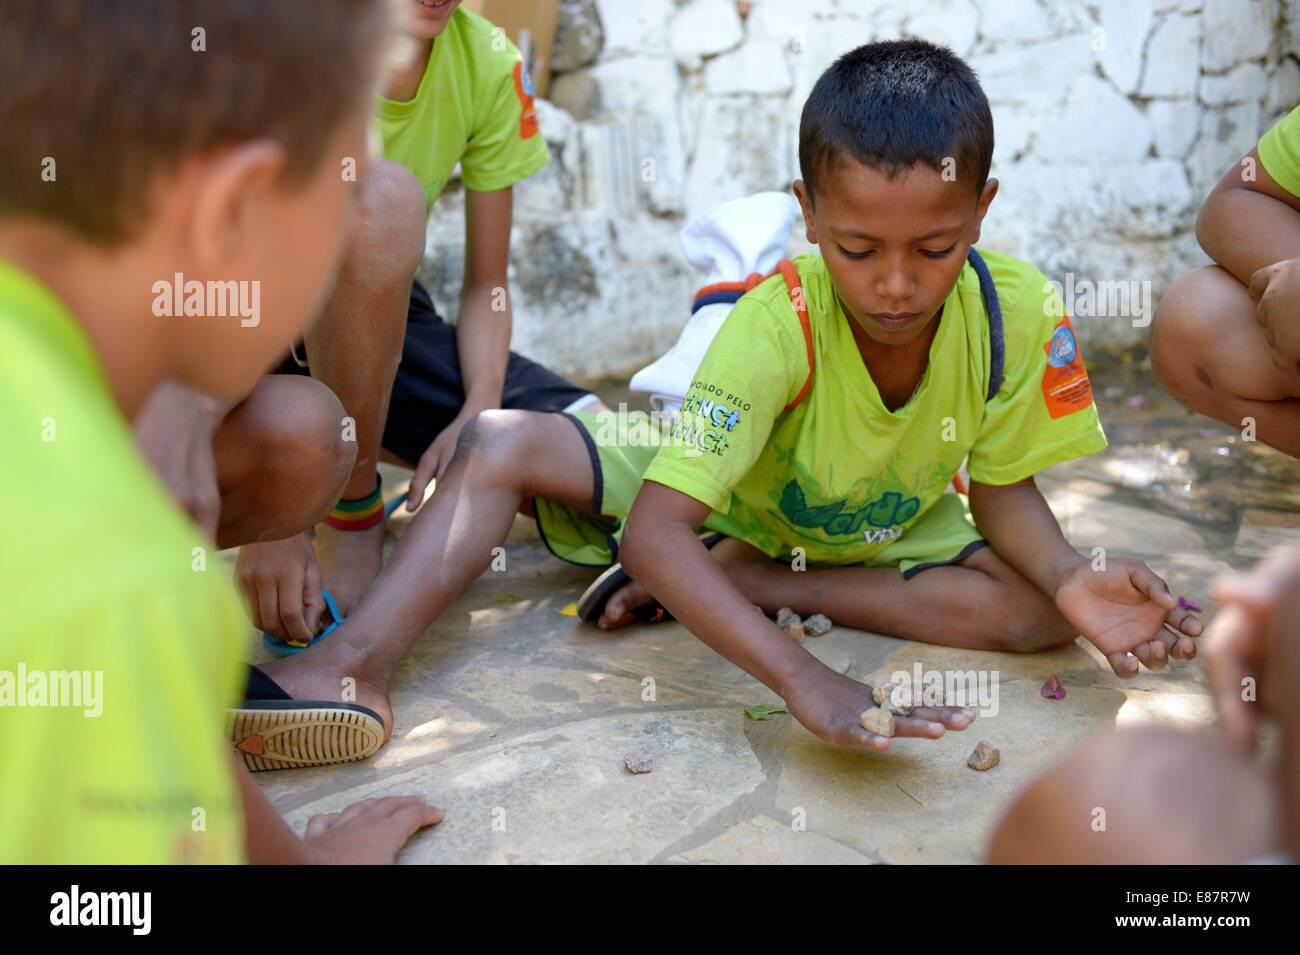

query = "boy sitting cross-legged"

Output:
[[241, 40, 1200, 766]]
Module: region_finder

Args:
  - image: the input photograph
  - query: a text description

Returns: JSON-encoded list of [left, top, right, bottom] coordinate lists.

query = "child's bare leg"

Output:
[[987, 724, 1279, 863], [213, 375, 357, 548], [604, 537, 1078, 652], [254, 410, 600, 736], [306, 159, 427, 614], [1152, 265, 1300, 458]]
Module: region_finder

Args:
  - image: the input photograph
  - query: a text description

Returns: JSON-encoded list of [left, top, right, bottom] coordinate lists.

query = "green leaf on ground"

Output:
[[744, 703, 788, 721]]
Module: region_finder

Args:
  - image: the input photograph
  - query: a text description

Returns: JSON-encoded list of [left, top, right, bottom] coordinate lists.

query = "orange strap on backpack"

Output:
[[691, 259, 814, 412]]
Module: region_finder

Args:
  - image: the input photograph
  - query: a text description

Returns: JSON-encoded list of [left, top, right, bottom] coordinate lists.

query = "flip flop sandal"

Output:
[[259, 491, 412, 657], [576, 532, 726, 624], [261, 588, 344, 657], [229, 667, 386, 771]]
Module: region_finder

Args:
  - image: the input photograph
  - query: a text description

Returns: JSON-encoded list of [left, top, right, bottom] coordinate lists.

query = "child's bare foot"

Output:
[[597, 535, 768, 629], [255, 633, 395, 745], [314, 519, 386, 618], [597, 578, 657, 630]]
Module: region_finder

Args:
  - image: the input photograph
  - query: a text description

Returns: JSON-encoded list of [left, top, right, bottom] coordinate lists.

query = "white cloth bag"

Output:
[[629, 191, 800, 417]]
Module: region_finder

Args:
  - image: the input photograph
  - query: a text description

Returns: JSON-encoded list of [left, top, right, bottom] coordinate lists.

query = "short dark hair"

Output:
[[0, 0, 393, 244], [798, 39, 994, 202]]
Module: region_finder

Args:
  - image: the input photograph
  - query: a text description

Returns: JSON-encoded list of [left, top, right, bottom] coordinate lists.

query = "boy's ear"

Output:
[[971, 177, 999, 246], [189, 139, 288, 270], [792, 179, 818, 245]]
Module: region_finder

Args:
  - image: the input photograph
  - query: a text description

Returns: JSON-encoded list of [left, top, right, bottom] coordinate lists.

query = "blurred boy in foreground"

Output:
[[0, 0, 439, 862]]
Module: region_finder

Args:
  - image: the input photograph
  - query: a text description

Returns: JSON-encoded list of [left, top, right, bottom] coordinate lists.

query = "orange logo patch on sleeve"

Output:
[[513, 61, 539, 139], [1041, 315, 1094, 419]]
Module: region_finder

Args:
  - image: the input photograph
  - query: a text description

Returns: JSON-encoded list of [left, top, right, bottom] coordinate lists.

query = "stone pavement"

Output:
[[247, 370, 1300, 864]]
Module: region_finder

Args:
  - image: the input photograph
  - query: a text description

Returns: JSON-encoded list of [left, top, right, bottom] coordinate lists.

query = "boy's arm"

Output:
[[621, 481, 974, 750], [133, 380, 234, 540], [968, 477, 1201, 677], [1197, 147, 1300, 283], [410, 186, 513, 499]]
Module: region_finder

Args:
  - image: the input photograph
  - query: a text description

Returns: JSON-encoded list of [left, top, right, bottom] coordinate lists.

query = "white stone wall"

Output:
[[419, 0, 1300, 383]]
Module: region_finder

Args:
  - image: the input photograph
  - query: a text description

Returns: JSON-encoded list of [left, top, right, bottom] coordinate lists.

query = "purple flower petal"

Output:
[[1054, 686, 1067, 700], [1041, 674, 1062, 699], [1177, 595, 1203, 613]]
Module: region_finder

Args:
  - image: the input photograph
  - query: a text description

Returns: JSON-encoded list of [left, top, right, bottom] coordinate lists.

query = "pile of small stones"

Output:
[[775, 607, 833, 644]]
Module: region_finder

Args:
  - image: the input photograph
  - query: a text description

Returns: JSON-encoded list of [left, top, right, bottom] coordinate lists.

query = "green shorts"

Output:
[[534, 411, 987, 579]]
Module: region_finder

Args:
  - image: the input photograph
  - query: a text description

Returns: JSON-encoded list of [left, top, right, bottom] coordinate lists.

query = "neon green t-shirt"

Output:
[[0, 259, 247, 864], [377, 7, 551, 215], [1258, 105, 1300, 197], [642, 251, 1108, 565]]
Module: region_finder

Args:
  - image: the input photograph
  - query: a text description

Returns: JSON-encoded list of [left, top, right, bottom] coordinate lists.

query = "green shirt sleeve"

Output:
[[642, 290, 808, 512], [967, 267, 1108, 486], [460, 36, 550, 192], [1258, 105, 1300, 198]]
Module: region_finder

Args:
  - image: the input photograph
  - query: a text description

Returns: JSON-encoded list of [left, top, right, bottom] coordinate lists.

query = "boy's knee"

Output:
[[214, 376, 356, 543], [246, 376, 355, 504], [1151, 267, 1238, 404], [344, 159, 427, 291], [451, 409, 535, 479]]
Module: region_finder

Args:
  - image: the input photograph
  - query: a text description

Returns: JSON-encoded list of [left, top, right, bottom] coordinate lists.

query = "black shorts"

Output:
[[276, 279, 596, 465]]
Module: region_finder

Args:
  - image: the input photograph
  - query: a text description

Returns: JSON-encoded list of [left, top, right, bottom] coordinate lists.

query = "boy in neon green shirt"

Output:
[[249, 39, 1201, 761], [1152, 105, 1300, 459], [0, 0, 439, 862]]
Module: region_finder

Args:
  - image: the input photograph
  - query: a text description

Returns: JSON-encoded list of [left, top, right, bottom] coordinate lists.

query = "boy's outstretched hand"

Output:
[[1053, 558, 1201, 677], [782, 663, 976, 751]]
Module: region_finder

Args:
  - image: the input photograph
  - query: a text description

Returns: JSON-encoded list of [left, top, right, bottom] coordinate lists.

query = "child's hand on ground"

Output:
[[782, 663, 975, 751], [235, 532, 328, 643], [1249, 258, 1300, 375], [1206, 544, 1300, 751], [303, 796, 444, 864], [1053, 559, 1201, 677]]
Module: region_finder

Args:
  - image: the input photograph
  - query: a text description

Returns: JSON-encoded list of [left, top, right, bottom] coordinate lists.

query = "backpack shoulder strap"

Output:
[[775, 259, 814, 411], [691, 260, 815, 412], [965, 247, 1004, 402]]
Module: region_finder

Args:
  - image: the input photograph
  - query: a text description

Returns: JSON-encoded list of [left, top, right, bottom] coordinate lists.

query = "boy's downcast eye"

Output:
[[837, 245, 872, 260], [922, 245, 957, 260]]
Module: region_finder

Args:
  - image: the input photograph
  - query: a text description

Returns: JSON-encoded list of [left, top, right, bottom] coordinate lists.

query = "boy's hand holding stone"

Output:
[[1053, 558, 1201, 677], [1248, 258, 1300, 374], [781, 662, 975, 751]]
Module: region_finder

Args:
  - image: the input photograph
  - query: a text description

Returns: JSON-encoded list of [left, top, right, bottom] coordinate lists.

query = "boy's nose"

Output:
[[875, 267, 913, 302]]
